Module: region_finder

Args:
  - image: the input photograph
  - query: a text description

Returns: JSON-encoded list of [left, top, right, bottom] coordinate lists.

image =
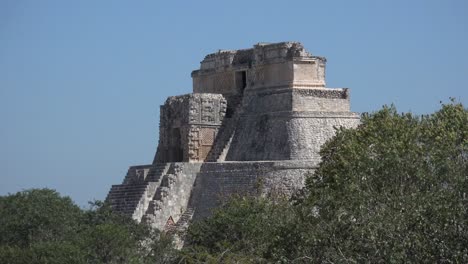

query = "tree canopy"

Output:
[[0, 189, 177, 264], [304, 101, 467, 262], [0, 189, 82, 248]]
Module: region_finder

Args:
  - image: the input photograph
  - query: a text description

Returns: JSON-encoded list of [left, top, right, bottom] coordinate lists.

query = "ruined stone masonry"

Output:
[[106, 42, 360, 234]]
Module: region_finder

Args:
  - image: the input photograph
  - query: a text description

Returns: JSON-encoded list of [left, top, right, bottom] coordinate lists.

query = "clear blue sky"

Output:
[[1, 0, 467, 206]]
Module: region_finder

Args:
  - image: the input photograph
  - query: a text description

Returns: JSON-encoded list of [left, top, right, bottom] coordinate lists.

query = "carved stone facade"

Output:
[[106, 42, 360, 242], [154, 93, 226, 163]]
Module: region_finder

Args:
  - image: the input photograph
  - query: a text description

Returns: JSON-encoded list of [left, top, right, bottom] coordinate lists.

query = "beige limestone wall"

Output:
[[292, 88, 351, 112], [292, 61, 326, 87], [226, 113, 292, 161], [293, 97, 350, 112], [286, 113, 360, 160], [242, 89, 292, 114], [249, 62, 294, 90], [189, 160, 318, 220], [226, 111, 359, 161], [193, 72, 237, 95]]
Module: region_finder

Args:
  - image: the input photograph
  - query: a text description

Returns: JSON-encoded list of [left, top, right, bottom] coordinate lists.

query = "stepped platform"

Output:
[[106, 163, 169, 219]]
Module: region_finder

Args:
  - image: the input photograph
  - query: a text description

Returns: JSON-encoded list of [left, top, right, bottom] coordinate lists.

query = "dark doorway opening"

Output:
[[170, 128, 183, 162], [226, 107, 233, 118], [236, 71, 247, 93]]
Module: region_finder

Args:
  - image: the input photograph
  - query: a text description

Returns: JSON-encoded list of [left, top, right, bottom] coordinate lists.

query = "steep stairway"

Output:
[[166, 207, 195, 234], [106, 163, 169, 218], [106, 184, 149, 216], [205, 96, 243, 162]]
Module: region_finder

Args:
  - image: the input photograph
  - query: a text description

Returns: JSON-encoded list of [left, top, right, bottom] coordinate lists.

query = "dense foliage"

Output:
[[183, 101, 467, 263], [0, 189, 177, 264], [180, 196, 301, 263], [304, 101, 467, 262]]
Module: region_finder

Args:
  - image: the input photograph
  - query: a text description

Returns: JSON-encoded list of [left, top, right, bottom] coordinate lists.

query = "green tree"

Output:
[[305, 101, 467, 262], [0, 189, 83, 247], [0, 190, 178, 264], [77, 202, 148, 264], [182, 195, 300, 263], [0, 189, 86, 263]]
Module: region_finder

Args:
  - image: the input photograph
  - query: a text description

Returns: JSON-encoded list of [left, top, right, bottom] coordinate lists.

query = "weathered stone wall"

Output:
[[292, 60, 326, 87], [226, 113, 292, 160], [192, 71, 237, 95], [225, 85, 359, 161], [242, 88, 293, 114], [292, 88, 351, 112], [241, 87, 351, 114], [286, 112, 360, 160], [249, 62, 295, 91], [189, 160, 318, 220], [225, 111, 359, 161], [109, 160, 319, 231]]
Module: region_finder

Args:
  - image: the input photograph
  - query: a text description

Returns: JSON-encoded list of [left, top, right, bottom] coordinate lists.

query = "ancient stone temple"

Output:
[[106, 42, 360, 233]]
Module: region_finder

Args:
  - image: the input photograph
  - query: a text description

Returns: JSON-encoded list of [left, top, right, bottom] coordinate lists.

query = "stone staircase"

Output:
[[165, 207, 195, 234], [106, 183, 150, 217], [164, 207, 196, 249], [145, 164, 168, 182], [142, 163, 201, 231], [205, 96, 243, 162], [142, 172, 177, 225], [106, 163, 169, 219], [204, 118, 236, 162]]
